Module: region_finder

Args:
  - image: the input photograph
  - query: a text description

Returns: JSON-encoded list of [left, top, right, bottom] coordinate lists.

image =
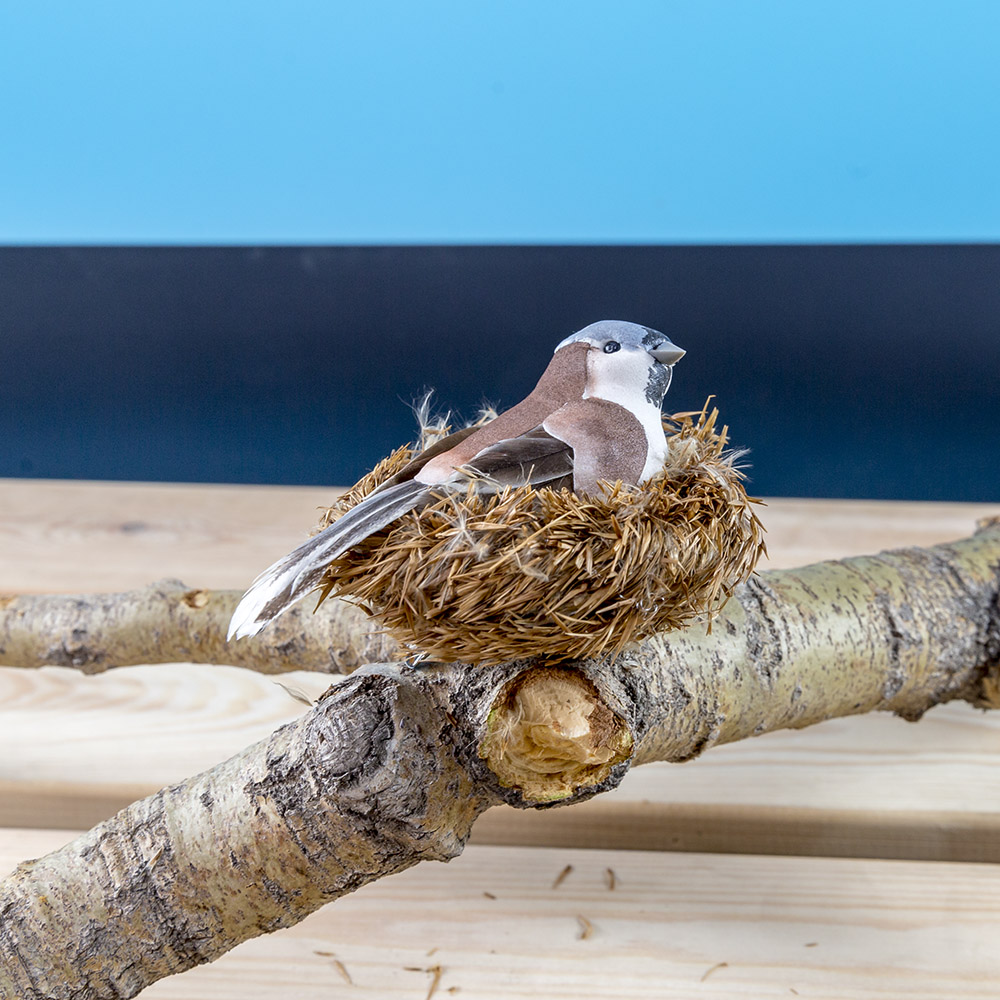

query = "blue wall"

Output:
[[3, 245, 999, 500], [2, 1, 999, 243], [3, 6, 997, 499]]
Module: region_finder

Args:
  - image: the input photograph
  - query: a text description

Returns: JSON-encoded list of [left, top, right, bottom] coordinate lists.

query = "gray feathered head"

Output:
[[556, 320, 685, 366]]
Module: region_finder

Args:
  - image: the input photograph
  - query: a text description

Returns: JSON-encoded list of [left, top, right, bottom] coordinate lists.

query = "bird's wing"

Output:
[[378, 424, 482, 490], [229, 428, 575, 641], [227, 479, 430, 640], [542, 398, 647, 495], [460, 425, 575, 490]]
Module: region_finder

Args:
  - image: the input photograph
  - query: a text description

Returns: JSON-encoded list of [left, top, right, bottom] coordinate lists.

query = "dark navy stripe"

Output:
[[1, 245, 998, 501]]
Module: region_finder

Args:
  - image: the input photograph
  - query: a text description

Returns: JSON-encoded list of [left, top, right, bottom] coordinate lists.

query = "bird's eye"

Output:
[[603, 341, 621, 354]]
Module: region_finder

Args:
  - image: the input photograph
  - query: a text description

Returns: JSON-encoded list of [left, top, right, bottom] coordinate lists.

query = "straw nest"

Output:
[[315, 405, 766, 665]]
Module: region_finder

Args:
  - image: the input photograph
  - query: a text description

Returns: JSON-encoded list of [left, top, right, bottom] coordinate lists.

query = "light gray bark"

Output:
[[1, 521, 998, 998]]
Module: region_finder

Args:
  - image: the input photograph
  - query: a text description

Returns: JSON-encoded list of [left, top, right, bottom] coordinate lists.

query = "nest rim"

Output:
[[317, 404, 766, 665]]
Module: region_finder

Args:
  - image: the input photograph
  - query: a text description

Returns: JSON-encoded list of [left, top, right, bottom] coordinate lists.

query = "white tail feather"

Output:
[[227, 481, 429, 640]]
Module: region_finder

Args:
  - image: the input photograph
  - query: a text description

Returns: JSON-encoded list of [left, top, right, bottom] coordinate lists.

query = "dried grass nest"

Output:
[[316, 405, 766, 665]]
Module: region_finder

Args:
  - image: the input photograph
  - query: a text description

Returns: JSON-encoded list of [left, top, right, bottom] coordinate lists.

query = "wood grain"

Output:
[[1, 479, 999, 860], [3, 832, 999, 999], [3, 480, 1000, 997], [0, 479, 341, 594], [2, 479, 996, 593], [1, 652, 998, 860]]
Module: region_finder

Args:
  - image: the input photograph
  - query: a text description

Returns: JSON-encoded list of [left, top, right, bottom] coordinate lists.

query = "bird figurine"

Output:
[[228, 320, 685, 641]]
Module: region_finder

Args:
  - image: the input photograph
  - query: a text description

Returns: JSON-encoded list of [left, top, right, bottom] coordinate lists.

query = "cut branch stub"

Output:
[[478, 666, 635, 804]]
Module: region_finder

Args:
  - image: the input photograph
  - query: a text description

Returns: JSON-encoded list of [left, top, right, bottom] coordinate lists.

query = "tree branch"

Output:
[[0, 667, 487, 999], [1, 520, 998, 998], [0, 579, 398, 675]]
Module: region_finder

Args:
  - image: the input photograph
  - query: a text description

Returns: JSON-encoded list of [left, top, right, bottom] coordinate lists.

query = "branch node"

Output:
[[181, 589, 209, 609], [478, 666, 634, 803]]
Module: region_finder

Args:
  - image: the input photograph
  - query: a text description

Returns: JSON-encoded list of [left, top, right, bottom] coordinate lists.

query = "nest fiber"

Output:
[[317, 407, 765, 665]]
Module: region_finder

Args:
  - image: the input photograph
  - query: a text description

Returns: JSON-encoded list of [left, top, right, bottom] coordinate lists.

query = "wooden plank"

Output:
[[1, 661, 998, 861], [749, 496, 998, 569], [4, 831, 1000, 999], [471, 799, 1000, 863], [0, 479, 341, 594], [1, 480, 999, 860], [1, 479, 996, 594]]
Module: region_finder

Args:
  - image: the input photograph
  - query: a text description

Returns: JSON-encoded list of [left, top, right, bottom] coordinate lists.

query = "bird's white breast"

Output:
[[582, 351, 669, 482]]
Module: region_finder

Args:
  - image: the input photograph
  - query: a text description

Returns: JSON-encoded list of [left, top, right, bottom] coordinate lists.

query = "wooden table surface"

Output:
[[2, 478, 999, 998]]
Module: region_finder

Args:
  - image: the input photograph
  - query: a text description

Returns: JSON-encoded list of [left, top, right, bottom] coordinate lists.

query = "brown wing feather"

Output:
[[379, 424, 482, 488], [462, 426, 574, 490], [543, 398, 646, 494]]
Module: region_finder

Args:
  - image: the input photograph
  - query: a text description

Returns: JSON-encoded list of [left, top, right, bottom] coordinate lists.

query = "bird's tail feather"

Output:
[[227, 480, 429, 640]]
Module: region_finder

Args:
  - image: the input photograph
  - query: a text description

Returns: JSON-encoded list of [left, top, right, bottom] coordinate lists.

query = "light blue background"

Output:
[[2, 1, 997, 243]]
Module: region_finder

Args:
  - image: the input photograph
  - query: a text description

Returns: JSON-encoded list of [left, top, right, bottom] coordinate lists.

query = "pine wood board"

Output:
[[3, 831, 999, 999], [0, 479, 343, 594], [2, 479, 997, 594], [1, 661, 998, 860], [1, 479, 999, 860]]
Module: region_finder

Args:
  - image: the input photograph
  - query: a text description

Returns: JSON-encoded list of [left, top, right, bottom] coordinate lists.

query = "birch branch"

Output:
[[0, 521, 998, 998], [0, 579, 398, 675]]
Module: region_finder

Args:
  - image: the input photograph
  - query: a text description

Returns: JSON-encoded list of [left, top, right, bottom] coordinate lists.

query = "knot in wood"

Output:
[[478, 667, 634, 804]]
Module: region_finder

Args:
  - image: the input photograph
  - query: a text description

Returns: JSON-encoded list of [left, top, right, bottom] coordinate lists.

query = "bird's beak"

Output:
[[650, 343, 686, 365]]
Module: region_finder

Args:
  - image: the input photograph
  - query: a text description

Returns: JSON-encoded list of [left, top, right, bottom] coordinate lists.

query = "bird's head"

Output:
[[555, 320, 685, 408]]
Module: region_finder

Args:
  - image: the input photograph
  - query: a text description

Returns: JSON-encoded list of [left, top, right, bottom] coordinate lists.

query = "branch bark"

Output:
[[1, 521, 998, 998], [0, 667, 487, 1000], [0, 579, 398, 675]]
